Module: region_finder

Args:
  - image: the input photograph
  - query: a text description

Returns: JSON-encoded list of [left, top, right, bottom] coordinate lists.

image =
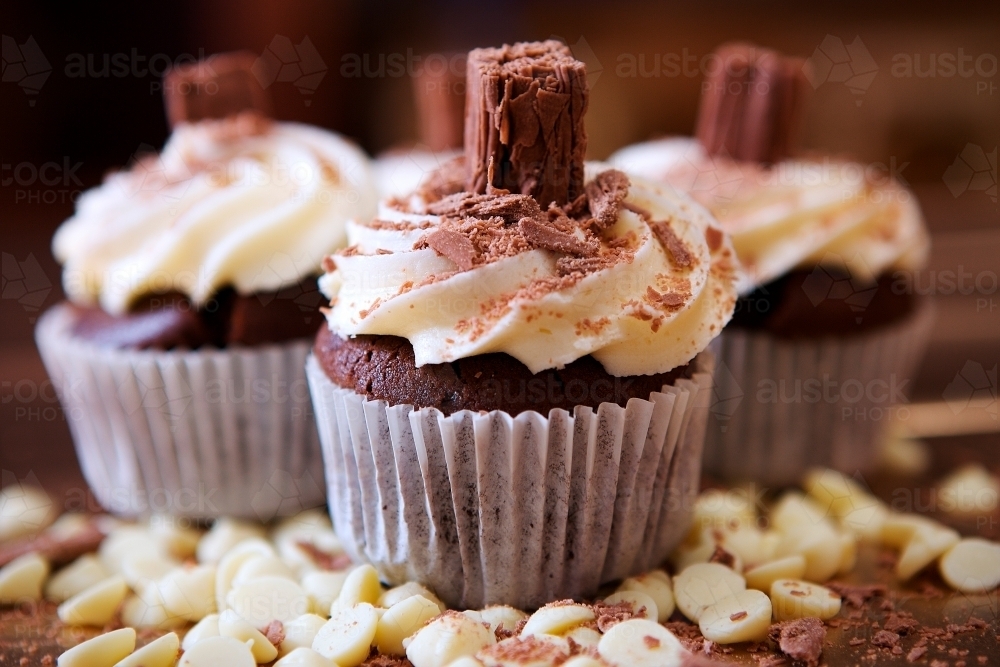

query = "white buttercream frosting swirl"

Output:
[[610, 138, 929, 293], [54, 113, 377, 314], [320, 163, 737, 376]]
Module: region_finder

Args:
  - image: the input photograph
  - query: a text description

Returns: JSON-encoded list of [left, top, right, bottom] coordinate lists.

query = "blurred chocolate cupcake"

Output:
[[611, 43, 933, 485], [307, 41, 738, 609], [36, 52, 377, 519], [372, 52, 466, 199]]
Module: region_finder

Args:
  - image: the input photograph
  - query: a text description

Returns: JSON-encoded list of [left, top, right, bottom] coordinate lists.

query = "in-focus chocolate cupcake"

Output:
[[36, 53, 378, 519], [372, 52, 466, 199], [307, 41, 738, 609], [611, 43, 933, 485]]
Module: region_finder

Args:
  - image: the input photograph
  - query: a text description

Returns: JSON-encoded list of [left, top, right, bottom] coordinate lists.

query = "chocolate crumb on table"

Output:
[[768, 617, 826, 667]]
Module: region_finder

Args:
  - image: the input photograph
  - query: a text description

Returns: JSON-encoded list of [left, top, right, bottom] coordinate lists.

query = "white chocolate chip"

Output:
[[896, 524, 960, 580], [602, 590, 658, 622], [58, 628, 136, 667], [770, 493, 827, 531], [196, 519, 267, 564], [332, 564, 382, 610], [837, 532, 858, 575], [182, 613, 220, 651], [597, 618, 685, 667], [148, 516, 202, 559], [445, 658, 485, 667], [313, 602, 380, 667], [99, 527, 161, 574], [218, 608, 279, 663], [229, 575, 310, 625], [279, 613, 328, 657], [232, 555, 295, 588], [880, 513, 938, 549], [301, 570, 348, 615], [274, 647, 338, 667], [380, 581, 446, 612], [215, 538, 276, 612], [375, 594, 442, 655], [673, 562, 746, 622], [159, 564, 217, 622], [744, 555, 806, 592], [564, 626, 602, 648], [404, 611, 495, 667], [46, 554, 110, 602], [770, 579, 842, 621], [774, 519, 842, 583], [691, 489, 758, 533], [58, 574, 128, 626], [178, 635, 256, 667], [519, 602, 595, 637], [617, 571, 675, 621], [121, 584, 185, 630], [937, 465, 1000, 516], [120, 553, 178, 594], [0, 483, 55, 541], [939, 538, 1000, 593], [477, 605, 527, 635], [561, 658, 604, 667], [113, 631, 179, 667], [0, 552, 49, 603], [698, 589, 772, 643]]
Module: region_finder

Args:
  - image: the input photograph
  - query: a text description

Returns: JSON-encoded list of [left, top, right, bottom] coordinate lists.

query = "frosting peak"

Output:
[[320, 164, 737, 376], [54, 113, 377, 314]]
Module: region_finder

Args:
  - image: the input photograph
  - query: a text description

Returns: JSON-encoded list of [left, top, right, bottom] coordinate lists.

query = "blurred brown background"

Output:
[[2, 0, 998, 502]]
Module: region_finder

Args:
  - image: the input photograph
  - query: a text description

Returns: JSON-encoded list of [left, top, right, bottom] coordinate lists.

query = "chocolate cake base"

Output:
[[70, 276, 325, 350], [314, 326, 693, 416], [730, 270, 915, 339]]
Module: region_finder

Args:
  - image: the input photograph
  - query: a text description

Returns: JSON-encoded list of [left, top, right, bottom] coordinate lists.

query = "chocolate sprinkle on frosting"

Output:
[[519, 217, 598, 256], [650, 219, 694, 268], [428, 191, 543, 224], [585, 169, 631, 229], [464, 40, 588, 206], [424, 229, 478, 270]]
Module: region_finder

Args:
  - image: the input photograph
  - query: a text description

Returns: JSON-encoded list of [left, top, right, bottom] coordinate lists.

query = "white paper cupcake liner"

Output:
[[35, 303, 324, 520], [703, 299, 935, 486], [306, 351, 715, 610]]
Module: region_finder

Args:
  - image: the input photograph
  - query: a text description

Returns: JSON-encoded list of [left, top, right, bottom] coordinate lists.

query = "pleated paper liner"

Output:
[[306, 350, 715, 610], [703, 299, 935, 486], [35, 304, 325, 520]]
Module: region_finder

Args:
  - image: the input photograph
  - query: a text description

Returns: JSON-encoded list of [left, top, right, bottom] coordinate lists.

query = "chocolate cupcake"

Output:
[[306, 41, 738, 609], [35, 53, 378, 518], [611, 43, 933, 484]]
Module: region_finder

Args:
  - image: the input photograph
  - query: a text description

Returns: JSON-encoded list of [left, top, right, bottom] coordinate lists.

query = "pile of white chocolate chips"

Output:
[[1, 466, 998, 667]]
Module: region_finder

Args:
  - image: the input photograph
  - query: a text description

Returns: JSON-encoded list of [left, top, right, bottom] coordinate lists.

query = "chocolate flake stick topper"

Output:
[[413, 52, 467, 152], [163, 51, 273, 129], [465, 40, 589, 207], [695, 42, 809, 164]]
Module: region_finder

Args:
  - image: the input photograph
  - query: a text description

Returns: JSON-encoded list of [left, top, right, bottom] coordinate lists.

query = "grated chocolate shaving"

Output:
[[592, 600, 641, 633], [428, 191, 542, 224], [650, 218, 694, 268], [585, 169, 630, 229], [425, 229, 478, 271], [519, 217, 597, 256], [768, 618, 826, 667]]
